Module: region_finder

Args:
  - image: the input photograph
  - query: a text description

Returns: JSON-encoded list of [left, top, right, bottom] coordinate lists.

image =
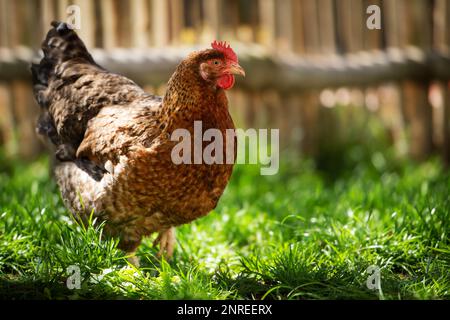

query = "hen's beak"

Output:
[[228, 63, 246, 77]]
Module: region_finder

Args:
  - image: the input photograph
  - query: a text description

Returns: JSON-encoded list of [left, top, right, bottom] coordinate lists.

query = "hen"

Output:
[[31, 21, 245, 264]]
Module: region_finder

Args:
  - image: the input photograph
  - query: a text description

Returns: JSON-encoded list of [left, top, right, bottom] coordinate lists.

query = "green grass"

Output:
[[0, 153, 449, 299]]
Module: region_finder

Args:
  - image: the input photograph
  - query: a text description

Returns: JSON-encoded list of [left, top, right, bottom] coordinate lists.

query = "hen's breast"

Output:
[[102, 94, 236, 232]]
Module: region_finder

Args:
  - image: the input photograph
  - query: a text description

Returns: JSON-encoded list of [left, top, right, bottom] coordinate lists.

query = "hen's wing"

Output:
[[76, 95, 163, 165], [31, 22, 161, 176], [32, 21, 160, 157]]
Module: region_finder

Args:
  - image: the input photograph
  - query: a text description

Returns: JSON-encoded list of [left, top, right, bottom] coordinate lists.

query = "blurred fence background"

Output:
[[0, 0, 449, 170]]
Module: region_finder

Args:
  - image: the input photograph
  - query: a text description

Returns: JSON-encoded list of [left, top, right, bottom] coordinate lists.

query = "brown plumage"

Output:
[[31, 22, 245, 263]]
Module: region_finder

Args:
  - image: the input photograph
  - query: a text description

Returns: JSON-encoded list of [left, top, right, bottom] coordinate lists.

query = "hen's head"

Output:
[[196, 41, 245, 90]]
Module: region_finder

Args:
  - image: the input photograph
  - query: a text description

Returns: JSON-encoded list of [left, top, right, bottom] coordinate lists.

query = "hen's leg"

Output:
[[153, 227, 176, 259], [127, 253, 140, 267], [118, 239, 141, 267]]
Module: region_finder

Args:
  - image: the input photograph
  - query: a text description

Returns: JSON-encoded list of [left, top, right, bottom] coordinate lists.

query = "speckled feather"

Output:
[[32, 22, 236, 252]]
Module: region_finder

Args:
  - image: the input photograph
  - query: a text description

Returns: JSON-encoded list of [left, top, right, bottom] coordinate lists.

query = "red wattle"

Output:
[[217, 74, 235, 90]]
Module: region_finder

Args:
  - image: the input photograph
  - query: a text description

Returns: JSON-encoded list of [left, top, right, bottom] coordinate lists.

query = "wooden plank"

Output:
[[350, 0, 364, 52], [335, 0, 365, 52], [9, 0, 20, 47], [279, 93, 302, 150], [111, 0, 131, 47], [301, 0, 320, 55], [100, 0, 116, 49], [258, 0, 276, 50], [335, 0, 352, 52], [442, 81, 450, 166], [0, 0, 9, 47], [0, 82, 16, 156], [203, 0, 221, 41], [152, 0, 169, 46], [56, 0, 69, 25], [11, 81, 42, 159], [401, 80, 434, 160], [285, 93, 303, 152], [299, 90, 320, 156], [229, 89, 254, 130], [363, 0, 382, 50], [92, 0, 103, 48], [248, 0, 260, 43], [382, 0, 400, 47], [236, 3, 258, 43], [413, 0, 433, 50], [290, 0, 305, 54], [221, 0, 239, 41], [260, 90, 278, 130], [393, 0, 433, 49], [377, 83, 407, 156], [2, 47, 450, 88], [275, 0, 293, 52], [73, 0, 95, 48], [129, 0, 148, 48], [396, 0, 411, 48], [27, 0, 42, 48], [169, 0, 183, 45], [40, 0, 56, 42], [434, 0, 449, 54], [317, 0, 336, 54]]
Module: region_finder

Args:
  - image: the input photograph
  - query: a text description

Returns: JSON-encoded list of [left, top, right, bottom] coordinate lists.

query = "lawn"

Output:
[[0, 152, 449, 299]]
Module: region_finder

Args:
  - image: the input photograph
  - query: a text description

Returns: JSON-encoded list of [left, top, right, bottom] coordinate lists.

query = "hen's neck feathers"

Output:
[[160, 56, 229, 130]]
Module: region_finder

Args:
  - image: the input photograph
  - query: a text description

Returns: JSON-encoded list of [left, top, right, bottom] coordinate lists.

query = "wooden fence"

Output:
[[0, 0, 449, 165]]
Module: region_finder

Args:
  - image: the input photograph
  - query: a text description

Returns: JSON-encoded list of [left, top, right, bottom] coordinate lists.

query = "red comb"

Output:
[[211, 40, 238, 63]]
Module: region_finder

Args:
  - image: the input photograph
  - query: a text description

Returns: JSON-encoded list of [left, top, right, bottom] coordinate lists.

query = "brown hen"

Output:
[[31, 21, 245, 264]]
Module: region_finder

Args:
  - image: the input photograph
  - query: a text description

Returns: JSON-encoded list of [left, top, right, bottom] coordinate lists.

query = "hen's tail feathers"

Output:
[[31, 21, 96, 108]]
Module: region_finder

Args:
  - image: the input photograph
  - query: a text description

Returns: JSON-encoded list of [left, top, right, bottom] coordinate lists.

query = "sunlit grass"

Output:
[[0, 153, 449, 299]]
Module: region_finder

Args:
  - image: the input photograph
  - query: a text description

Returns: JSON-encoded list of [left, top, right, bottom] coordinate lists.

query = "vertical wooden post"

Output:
[[169, 0, 184, 45], [40, 0, 56, 42], [9, 0, 20, 48], [290, 0, 305, 54], [382, 0, 400, 48], [317, 0, 336, 54], [442, 82, 450, 166], [203, 0, 221, 41], [73, 0, 95, 48], [11, 81, 42, 159], [275, 0, 293, 52], [377, 84, 407, 156], [262, 90, 283, 135], [433, 0, 449, 54], [335, 0, 353, 52], [401, 80, 434, 160], [112, 0, 131, 48], [301, 0, 320, 55], [0, 83, 16, 157], [401, 0, 433, 159], [299, 91, 320, 156], [248, 0, 259, 43], [27, 0, 42, 48], [334, 0, 365, 52], [0, 0, 10, 47], [101, 0, 116, 49], [363, 0, 382, 50], [152, 0, 169, 47], [280, 93, 303, 152], [258, 0, 276, 50], [130, 0, 148, 48]]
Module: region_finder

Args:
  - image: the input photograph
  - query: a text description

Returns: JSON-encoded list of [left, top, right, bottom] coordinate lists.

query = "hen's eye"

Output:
[[213, 60, 220, 65]]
